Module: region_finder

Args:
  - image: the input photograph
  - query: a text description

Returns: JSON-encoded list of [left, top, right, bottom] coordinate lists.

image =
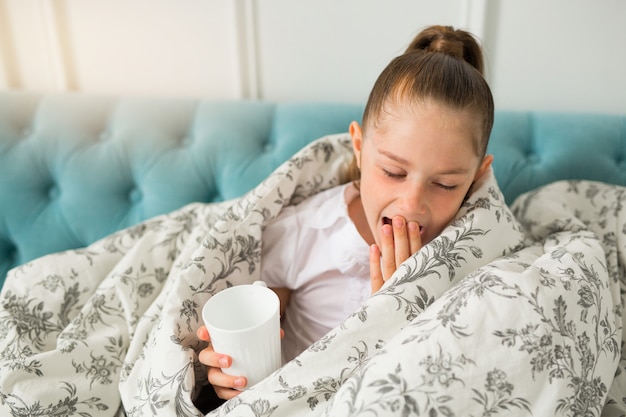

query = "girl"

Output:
[[196, 24, 494, 405]]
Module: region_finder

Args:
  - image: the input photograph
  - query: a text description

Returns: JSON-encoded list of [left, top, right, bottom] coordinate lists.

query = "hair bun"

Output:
[[405, 25, 484, 75]]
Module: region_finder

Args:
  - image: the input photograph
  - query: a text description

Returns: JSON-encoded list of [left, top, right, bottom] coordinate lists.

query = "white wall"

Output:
[[0, 0, 624, 113], [486, 1, 626, 113]]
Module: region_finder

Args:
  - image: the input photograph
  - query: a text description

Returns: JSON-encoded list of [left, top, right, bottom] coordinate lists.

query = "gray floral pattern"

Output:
[[0, 134, 624, 417]]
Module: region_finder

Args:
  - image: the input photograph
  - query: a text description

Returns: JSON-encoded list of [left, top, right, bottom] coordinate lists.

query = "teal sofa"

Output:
[[1, 91, 625, 286]]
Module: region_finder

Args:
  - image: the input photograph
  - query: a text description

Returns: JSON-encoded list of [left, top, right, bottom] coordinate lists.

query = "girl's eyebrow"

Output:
[[379, 148, 471, 175], [379, 148, 409, 165]]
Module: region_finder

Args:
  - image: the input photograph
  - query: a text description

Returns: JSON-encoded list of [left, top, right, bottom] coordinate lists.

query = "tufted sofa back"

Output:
[[1, 91, 625, 285]]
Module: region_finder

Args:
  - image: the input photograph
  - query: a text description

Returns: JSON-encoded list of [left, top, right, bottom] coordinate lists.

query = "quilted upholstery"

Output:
[[490, 111, 626, 202], [0, 91, 624, 285]]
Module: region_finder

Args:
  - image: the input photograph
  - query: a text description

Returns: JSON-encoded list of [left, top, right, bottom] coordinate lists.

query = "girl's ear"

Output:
[[349, 121, 363, 168], [474, 154, 494, 180]]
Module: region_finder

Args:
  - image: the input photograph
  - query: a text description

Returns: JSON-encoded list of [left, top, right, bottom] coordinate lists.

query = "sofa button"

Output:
[[129, 188, 142, 203], [2, 241, 17, 266], [527, 154, 540, 164], [48, 186, 60, 200]]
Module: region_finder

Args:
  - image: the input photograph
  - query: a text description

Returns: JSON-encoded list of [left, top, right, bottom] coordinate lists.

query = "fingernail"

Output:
[[234, 378, 246, 388], [393, 217, 405, 228], [408, 221, 419, 231], [382, 225, 392, 236], [219, 357, 229, 368]]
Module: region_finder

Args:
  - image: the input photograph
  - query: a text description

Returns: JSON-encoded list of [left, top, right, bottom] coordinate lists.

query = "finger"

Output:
[[214, 385, 241, 401], [196, 325, 210, 342], [198, 345, 231, 369], [208, 367, 247, 399], [380, 223, 396, 280], [408, 221, 422, 255], [392, 216, 410, 267], [369, 244, 384, 293]]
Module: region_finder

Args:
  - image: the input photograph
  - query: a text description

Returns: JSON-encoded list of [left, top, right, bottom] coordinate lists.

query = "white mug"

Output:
[[202, 281, 282, 388]]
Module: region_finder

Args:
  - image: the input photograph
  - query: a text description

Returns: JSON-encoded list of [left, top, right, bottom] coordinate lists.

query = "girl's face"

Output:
[[349, 101, 493, 248]]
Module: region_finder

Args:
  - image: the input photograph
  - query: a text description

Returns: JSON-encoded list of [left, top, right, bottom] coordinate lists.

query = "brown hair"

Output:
[[349, 25, 494, 181]]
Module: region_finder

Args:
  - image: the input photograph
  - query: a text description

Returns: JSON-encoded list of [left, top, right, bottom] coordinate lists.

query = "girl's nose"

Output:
[[399, 185, 426, 215]]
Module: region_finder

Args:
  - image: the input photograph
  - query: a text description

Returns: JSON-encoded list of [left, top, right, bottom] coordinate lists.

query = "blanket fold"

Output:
[[0, 134, 624, 417]]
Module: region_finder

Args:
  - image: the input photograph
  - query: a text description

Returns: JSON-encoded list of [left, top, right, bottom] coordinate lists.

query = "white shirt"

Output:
[[261, 183, 371, 363]]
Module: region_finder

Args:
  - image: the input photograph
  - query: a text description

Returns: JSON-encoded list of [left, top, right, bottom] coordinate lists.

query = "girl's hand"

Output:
[[197, 325, 285, 399], [197, 325, 247, 399], [370, 216, 421, 293]]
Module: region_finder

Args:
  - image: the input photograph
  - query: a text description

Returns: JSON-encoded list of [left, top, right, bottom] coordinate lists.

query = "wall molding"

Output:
[[39, 0, 68, 91], [462, 0, 490, 82], [232, 0, 260, 99], [462, 0, 488, 42], [0, 0, 19, 89]]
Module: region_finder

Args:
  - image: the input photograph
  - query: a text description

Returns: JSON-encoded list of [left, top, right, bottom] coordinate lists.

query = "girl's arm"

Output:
[[270, 287, 291, 318]]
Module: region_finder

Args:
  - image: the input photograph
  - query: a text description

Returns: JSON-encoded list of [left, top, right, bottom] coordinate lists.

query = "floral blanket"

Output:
[[0, 133, 624, 417]]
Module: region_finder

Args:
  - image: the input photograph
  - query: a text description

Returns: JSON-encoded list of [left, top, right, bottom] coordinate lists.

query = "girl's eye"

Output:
[[383, 169, 405, 179], [435, 183, 457, 191]]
